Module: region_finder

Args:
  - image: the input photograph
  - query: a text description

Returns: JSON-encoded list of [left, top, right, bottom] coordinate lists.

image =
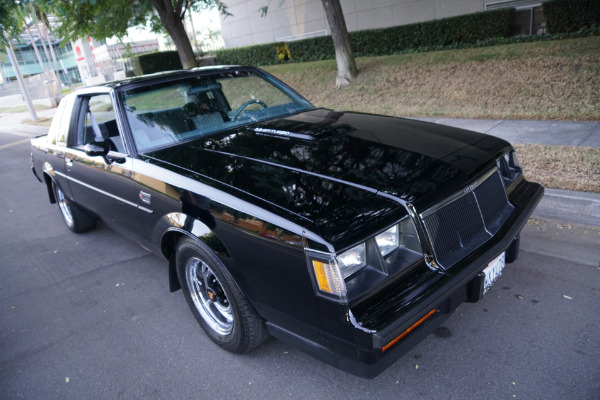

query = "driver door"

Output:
[[64, 91, 143, 232]]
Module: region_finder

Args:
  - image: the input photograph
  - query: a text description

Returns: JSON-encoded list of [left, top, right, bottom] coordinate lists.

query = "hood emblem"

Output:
[[254, 127, 290, 136], [463, 184, 476, 195], [253, 127, 315, 141]]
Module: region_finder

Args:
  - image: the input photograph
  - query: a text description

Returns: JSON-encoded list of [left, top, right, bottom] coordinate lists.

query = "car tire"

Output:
[[176, 236, 269, 353], [53, 182, 96, 233]]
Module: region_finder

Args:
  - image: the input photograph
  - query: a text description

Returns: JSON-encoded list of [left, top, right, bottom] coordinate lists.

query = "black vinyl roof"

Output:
[[102, 65, 245, 90]]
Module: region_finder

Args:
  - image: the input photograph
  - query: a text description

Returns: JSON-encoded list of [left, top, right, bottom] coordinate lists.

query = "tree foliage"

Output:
[[44, 0, 228, 69], [48, 0, 152, 43], [0, 0, 22, 47]]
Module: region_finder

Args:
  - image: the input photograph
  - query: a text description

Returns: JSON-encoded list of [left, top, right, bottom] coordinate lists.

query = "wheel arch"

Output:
[[159, 214, 231, 292], [43, 172, 57, 204]]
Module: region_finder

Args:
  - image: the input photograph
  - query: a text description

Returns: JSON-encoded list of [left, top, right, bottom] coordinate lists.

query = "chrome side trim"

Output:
[[55, 170, 154, 214], [348, 310, 376, 333], [303, 247, 334, 256], [406, 202, 442, 272]]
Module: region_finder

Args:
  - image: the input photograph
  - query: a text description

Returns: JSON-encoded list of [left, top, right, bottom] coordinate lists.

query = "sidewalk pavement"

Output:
[[0, 107, 57, 137], [2, 108, 599, 227], [414, 117, 600, 147], [411, 117, 600, 228]]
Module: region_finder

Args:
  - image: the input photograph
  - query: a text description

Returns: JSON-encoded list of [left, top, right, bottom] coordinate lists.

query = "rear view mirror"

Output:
[[84, 141, 109, 156], [84, 141, 110, 163]]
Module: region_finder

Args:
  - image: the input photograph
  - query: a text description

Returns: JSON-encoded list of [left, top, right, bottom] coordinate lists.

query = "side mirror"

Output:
[[84, 141, 110, 163]]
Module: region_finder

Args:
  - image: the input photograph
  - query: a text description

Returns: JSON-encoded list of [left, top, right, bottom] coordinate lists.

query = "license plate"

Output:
[[483, 252, 505, 294]]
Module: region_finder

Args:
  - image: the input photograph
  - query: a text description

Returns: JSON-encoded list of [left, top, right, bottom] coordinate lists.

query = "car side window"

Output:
[[74, 94, 127, 153]]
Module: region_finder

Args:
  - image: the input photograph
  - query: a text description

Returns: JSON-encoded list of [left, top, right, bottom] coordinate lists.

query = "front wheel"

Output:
[[53, 182, 96, 233], [176, 237, 269, 353]]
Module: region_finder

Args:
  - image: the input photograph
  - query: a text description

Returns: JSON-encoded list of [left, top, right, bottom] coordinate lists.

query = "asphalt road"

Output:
[[1, 131, 599, 400]]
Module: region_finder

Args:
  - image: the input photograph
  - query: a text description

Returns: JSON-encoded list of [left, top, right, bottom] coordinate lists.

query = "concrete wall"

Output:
[[220, 0, 490, 48], [0, 73, 60, 102]]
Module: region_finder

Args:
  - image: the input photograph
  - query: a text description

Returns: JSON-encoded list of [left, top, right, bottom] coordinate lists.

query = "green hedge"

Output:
[[133, 51, 183, 75], [212, 43, 277, 67], [285, 35, 336, 62], [544, 0, 600, 34], [216, 8, 514, 65], [397, 26, 600, 54], [351, 9, 514, 56]]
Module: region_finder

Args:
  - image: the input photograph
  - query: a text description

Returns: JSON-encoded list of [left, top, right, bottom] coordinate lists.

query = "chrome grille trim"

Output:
[[419, 168, 514, 270], [420, 167, 497, 219]]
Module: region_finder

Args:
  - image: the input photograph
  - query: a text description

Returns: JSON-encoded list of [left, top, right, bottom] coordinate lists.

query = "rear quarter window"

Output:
[[50, 94, 76, 146], [47, 96, 69, 145]]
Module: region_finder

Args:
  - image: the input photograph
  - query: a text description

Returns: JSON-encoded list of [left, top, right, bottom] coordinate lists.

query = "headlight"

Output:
[[376, 217, 421, 257], [375, 225, 399, 257], [336, 243, 366, 278], [305, 216, 423, 301]]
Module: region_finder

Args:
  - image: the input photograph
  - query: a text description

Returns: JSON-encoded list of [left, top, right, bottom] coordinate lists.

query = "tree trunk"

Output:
[[152, 0, 198, 69], [321, 0, 358, 88], [187, 0, 200, 54]]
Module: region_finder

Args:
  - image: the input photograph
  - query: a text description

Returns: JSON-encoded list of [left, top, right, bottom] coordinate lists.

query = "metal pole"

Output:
[[25, 23, 56, 106], [40, 12, 63, 92], [28, 5, 57, 84], [0, 63, 7, 83], [25, 23, 48, 74], [3, 32, 38, 121]]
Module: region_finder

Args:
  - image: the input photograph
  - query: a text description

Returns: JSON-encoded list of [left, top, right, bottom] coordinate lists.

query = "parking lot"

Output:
[[1, 130, 599, 399]]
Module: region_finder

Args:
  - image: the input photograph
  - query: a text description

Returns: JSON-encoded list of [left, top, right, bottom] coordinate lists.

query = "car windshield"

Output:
[[121, 69, 313, 152]]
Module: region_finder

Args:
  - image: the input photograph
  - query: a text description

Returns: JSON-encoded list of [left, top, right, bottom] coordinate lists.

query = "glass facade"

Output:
[[1, 41, 81, 84]]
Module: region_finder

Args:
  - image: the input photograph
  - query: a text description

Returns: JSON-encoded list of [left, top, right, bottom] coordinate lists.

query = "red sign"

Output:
[[75, 45, 84, 61]]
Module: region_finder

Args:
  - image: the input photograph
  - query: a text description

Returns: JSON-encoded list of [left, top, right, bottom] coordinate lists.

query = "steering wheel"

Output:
[[232, 99, 268, 121]]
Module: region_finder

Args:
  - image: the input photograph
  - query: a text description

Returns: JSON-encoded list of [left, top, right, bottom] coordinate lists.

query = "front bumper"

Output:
[[268, 180, 543, 378]]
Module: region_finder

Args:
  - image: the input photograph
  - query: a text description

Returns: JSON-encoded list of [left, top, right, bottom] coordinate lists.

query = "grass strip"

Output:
[[265, 36, 600, 121], [517, 144, 600, 193]]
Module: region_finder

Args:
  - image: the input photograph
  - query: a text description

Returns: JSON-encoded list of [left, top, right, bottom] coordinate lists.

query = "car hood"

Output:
[[144, 109, 511, 240]]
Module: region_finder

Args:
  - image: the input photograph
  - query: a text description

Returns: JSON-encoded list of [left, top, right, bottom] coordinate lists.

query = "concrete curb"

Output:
[[532, 188, 600, 228]]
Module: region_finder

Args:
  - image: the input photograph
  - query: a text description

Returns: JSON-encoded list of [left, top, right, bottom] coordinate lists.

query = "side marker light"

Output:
[[382, 308, 438, 353]]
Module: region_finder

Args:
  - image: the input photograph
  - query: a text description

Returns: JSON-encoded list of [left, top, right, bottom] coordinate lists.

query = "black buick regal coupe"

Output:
[[31, 66, 543, 378]]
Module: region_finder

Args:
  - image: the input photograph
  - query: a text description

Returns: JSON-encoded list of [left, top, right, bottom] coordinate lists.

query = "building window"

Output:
[[486, 1, 547, 36]]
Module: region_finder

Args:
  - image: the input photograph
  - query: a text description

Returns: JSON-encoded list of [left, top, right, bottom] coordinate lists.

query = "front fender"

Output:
[[157, 212, 231, 292], [158, 212, 231, 259]]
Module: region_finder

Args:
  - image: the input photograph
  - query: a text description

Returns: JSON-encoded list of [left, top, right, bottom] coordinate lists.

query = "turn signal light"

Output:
[[310, 258, 347, 299], [382, 308, 437, 352]]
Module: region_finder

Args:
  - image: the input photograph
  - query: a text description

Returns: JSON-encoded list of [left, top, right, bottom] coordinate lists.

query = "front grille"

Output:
[[421, 170, 514, 270]]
